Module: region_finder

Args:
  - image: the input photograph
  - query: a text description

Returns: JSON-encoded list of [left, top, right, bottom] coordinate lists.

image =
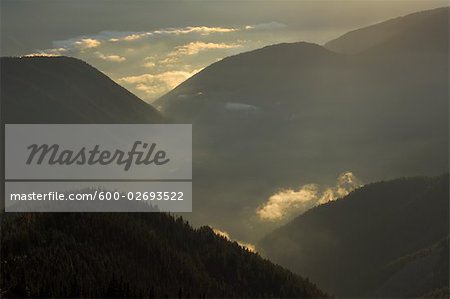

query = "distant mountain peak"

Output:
[[325, 6, 449, 54], [2, 56, 163, 124]]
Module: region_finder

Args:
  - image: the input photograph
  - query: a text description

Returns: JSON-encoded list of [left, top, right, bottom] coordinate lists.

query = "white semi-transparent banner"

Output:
[[5, 124, 192, 212]]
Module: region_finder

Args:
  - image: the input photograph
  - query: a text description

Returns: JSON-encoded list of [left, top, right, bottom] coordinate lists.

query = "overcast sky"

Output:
[[2, 0, 447, 101]]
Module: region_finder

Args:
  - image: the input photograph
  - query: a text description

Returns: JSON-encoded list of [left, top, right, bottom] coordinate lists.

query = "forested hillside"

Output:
[[259, 174, 449, 297], [1, 212, 326, 298]]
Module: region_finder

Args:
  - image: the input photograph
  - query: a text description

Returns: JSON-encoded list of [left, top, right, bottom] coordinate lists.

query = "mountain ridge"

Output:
[[325, 6, 449, 54], [1, 212, 327, 298], [258, 174, 449, 297], [1, 56, 164, 124]]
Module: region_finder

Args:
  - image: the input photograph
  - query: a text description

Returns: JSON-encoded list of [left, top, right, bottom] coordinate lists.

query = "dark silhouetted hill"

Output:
[[259, 175, 449, 297], [1, 56, 163, 123], [1, 212, 327, 298], [325, 7, 449, 54]]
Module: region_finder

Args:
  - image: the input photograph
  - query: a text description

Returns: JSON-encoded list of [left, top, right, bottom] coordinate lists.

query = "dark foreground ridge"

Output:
[[259, 174, 449, 297], [1, 212, 327, 298]]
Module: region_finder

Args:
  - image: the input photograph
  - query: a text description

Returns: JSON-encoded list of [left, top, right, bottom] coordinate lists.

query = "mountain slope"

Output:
[[156, 42, 342, 120], [372, 237, 449, 298], [258, 175, 449, 297], [0, 212, 327, 298], [1, 56, 163, 123], [325, 7, 449, 54], [1, 56, 327, 298], [154, 7, 449, 242]]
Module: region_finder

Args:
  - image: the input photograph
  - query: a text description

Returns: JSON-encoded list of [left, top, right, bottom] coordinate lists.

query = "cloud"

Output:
[[68, 26, 241, 46], [159, 56, 179, 65], [256, 184, 319, 221], [109, 32, 153, 42], [118, 69, 201, 99], [106, 26, 238, 43], [169, 41, 241, 56], [24, 47, 67, 57], [74, 38, 101, 50], [256, 172, 362, 222], [25, 22, 294, 101], [24, 53, 61, 57], [245, 22, 287, 31], [212, 227, 257, 253], [143, 62, 156, 68], [158, 26, 239, 36], [33, 24, 256, 57], [143, 56, 157, 67], [225, 102, 259, 111], [123, 33, 152, 41], [95, 52, 126, 62], [119, 70, 200, 88]]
